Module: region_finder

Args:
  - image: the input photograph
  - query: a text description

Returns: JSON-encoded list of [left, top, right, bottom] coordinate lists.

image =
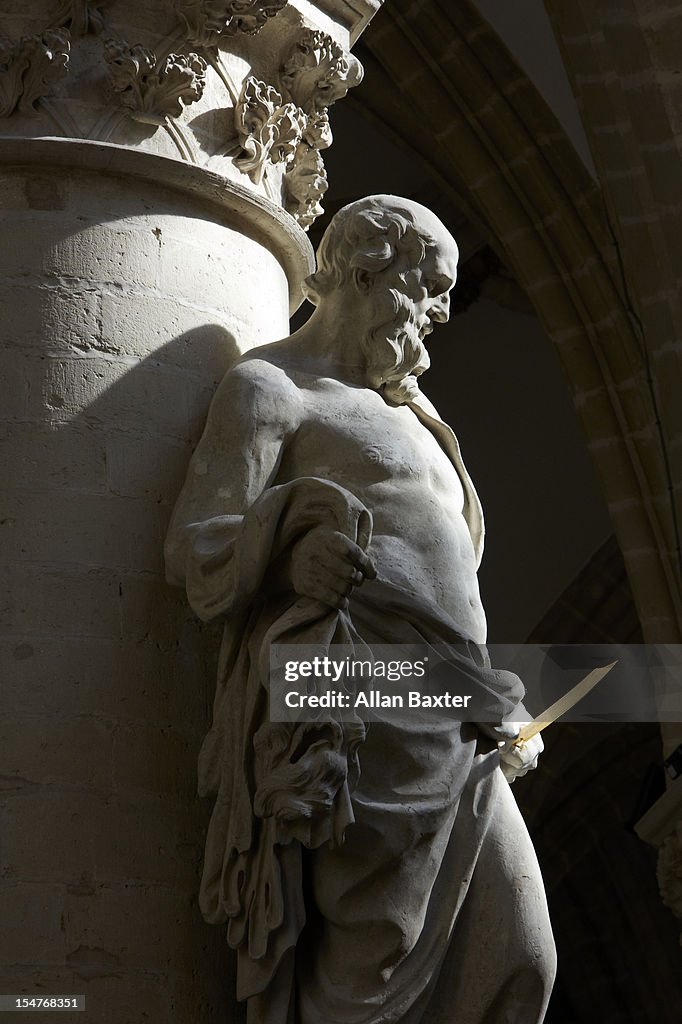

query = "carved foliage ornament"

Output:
[[281, 27, 363, 114], [104, 39, 207, 126], [235, 76, 306, 185], [176, 0, 288, 49], [235, 28, 363, 228], [285, 145, 327, 229], [0, 29, 70, 118], [53, 0, 107, 36]]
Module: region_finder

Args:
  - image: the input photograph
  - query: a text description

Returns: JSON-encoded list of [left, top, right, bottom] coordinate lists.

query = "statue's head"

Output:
[[303, 195, 459, 400]]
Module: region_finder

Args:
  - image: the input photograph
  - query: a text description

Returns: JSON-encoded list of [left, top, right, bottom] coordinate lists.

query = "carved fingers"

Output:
[[290, 527, 376, 609], [498, 731, 544, 784]]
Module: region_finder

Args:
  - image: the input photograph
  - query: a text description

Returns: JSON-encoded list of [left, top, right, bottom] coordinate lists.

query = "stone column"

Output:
[[0, 2, 380, 1019]]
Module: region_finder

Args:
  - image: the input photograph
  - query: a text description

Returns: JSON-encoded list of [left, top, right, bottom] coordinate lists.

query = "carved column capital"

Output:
[[0, 1, 380, 231], [281, 26, 363, 112], [232, 23, 363, 226], [0, 28, 70, 118], [176, 0, 289, 49], [54, 0, 107, 36], [104, 40, 208, 126]]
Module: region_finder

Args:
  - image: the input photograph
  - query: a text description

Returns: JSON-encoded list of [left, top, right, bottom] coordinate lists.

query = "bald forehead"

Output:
[[387, 198, 457, 253], [415, 213, 459, 282], [421, 219, 459, 265]]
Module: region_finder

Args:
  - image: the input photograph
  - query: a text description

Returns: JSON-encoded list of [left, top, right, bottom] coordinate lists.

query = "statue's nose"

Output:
[[429, 292, 450, 323]]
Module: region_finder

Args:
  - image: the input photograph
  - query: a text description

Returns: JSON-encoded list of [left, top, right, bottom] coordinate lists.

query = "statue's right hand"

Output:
[[289, 527, 377, 609]]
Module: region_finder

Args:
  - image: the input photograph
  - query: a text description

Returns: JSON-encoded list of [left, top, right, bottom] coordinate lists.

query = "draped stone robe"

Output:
[[168, 397, 556, 1024]]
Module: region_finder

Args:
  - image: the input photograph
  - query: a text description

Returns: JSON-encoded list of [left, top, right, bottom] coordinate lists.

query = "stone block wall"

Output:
[[0, 1, 380, 1017], [0, 152, 297, 1020]]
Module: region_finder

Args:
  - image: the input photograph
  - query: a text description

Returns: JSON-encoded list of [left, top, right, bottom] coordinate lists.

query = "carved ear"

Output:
[[354, 268, 373, 294], [301, 273, 322, 305]]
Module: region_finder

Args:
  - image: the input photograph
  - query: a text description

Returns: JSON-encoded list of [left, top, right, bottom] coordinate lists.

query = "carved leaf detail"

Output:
[[285, 145, 328, 230], [277, 29, 363, 230], [281, 27, 363, 115], [176, 0, 288, 49], [53, 0, 107, 36], [283, 110, 332, 228], [104, 40, 207, 126], [224, 0, 289, 36], [235, 75, 306, 185], [232, 29, 362, 229], [0, 29, 70, 118], [104, 40, 155, 109], [303, 109, 332, 151], [176, 0, 224, 49]]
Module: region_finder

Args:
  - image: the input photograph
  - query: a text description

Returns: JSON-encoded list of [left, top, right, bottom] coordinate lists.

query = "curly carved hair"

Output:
[[303, 195, 456, 305]]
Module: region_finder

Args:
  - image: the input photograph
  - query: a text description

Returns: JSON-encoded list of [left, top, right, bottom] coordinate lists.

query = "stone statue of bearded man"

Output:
[[165, 195, 556, 1024]]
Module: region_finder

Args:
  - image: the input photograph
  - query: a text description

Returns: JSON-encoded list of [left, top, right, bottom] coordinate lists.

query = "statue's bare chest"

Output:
[[279, 380, 464, 506]]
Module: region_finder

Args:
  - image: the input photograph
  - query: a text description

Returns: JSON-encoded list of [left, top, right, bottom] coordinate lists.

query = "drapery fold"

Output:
[[186, 475, 525, 1007]]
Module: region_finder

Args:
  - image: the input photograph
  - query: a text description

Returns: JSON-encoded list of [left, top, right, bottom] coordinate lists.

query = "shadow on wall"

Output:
[[1, 160, 297, 1016], [59, 317, 239, 666], [13, 323, 242, 1017], [78, 323, 240, 1011]]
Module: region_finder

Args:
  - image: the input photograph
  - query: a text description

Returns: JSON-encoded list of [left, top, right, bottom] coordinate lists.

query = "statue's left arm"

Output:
[[165, 357, 374, 619], [164, 359, 303, 604]]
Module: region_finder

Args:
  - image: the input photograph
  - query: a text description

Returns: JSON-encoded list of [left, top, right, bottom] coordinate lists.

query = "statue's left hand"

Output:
[[497, 730, 544, 784], [288, 526, 377, 610]]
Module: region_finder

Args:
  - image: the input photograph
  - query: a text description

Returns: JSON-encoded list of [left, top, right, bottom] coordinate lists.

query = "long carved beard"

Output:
[[361, 289, 430, 405]]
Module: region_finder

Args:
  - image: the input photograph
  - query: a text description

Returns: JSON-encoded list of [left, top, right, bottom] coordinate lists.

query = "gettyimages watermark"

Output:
[[269, 643, 682, 724]]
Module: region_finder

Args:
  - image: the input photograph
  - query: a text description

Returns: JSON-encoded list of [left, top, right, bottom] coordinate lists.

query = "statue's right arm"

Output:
[[164, 359, 303, 587]]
